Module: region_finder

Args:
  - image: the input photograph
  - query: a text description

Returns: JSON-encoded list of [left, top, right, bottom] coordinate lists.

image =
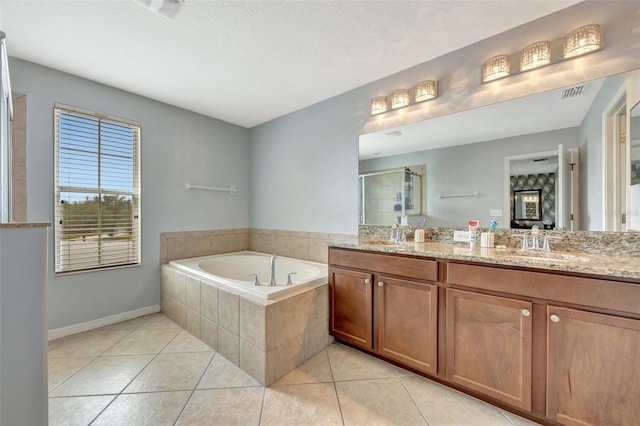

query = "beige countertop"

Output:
[[328, 240, 640, 281]]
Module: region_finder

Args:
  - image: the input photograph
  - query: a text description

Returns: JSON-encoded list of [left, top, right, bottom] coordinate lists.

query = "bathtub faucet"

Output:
[[268, 253, 277, 286]]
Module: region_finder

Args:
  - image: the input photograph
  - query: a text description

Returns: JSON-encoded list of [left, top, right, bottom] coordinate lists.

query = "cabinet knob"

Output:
[[364, 278, 371, 284], [378, 281, 384, 287], [550, 314, 560, 323], [521, 309, 531, 317]]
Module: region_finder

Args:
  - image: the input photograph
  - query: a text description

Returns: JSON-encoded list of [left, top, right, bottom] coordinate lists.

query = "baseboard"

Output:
[[48, 304, 161, 341]]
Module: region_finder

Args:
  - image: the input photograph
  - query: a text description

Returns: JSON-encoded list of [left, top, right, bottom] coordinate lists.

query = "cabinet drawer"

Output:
[[446, 262, 640, 316], [329, 248, 437, 281]]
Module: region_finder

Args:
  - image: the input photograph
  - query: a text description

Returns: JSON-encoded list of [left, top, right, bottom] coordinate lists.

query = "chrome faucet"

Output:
[[268, 253, 277, 286], [522, 226, 550, 252]]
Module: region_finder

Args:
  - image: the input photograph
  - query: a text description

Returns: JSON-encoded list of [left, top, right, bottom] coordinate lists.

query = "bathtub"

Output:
[[169, 251, 328, 300]]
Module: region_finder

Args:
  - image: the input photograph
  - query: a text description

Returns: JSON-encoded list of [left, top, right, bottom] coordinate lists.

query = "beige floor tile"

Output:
[[48, 356, 95, 391], [49, 395, 115, 426], [274, 349, 333, 385], [162, 329, 214, 353], [176, 387, 264, 425], [92, 391, 192, 426], [138, 313, 182, 329], [401, 375, 513, 426], [102, 328, 181, 355], [336, 377, 427, 425], [49, 355, 154, 397], [261, 382, 343, 426], [125, 352, 213, 392], [327, 343, 396, 382], [197, 353, 261, 389], [48, 329, 132, 357]]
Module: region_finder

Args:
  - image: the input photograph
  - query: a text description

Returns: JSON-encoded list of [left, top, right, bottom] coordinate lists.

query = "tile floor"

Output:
[[49, 313, 540, 425]]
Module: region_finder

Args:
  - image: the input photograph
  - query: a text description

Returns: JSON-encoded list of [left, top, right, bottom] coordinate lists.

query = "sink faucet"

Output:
[[268, 253, 277, 286], [522, 226, 550, 252]]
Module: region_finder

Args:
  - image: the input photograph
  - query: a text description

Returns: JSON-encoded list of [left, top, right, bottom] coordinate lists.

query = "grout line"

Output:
[[173, 351, 217, 426], [88, 315, 184, 424], [325, 345, 347, 425], [397, 374, 431, 426]]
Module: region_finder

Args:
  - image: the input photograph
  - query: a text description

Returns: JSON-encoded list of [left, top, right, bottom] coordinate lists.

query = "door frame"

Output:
[[602, 84, 627, 231]]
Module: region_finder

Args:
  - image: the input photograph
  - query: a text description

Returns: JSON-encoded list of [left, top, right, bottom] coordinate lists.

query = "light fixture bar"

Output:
[[482, 23, 602, 84]]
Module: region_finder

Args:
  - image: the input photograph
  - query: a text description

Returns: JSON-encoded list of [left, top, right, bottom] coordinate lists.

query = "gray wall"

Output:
[[11, 58, 250, 330], [360, 128, 578, 228], [250, 2, 640, 236]]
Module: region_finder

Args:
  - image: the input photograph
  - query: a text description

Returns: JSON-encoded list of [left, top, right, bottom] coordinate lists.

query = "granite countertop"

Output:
[[328, 239, 640, 281]]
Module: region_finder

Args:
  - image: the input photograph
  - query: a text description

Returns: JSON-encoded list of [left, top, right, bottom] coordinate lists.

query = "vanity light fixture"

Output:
[[482, 55, 511, 83], [520, 41, 551, 71], [369, 79, 439, 115], [414, 80, 437, 102], [370, 96, 389, 115], [482, 23, 602, 83], [563, 24, 601, 59], [391, 89, 411, 109]]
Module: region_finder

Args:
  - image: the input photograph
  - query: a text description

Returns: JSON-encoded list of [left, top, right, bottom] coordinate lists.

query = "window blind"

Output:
[[54, 104, 140, 273]]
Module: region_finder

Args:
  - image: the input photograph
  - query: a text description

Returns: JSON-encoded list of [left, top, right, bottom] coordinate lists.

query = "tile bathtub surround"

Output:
[[161, 265, 332, 386], [249, 228, 357, 264], [160, 228, 250, 265], [359, 224, 640, 256], [48, 313, 540, 426], [161, 228, 356, 264]]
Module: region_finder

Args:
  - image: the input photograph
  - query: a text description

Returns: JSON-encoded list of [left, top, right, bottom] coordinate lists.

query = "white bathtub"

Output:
[[169, 251, 328, 300]]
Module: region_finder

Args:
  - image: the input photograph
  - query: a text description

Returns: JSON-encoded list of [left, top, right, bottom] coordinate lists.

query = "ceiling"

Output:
[[1, 0, 581, 128]]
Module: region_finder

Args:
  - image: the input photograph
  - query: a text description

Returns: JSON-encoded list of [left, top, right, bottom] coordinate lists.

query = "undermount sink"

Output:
[[502, 252, 590, 263]]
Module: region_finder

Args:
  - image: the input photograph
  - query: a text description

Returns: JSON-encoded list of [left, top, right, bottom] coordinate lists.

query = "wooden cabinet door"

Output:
[[376, 275, 438, 374], [547, 306, 640, 425], [329, 267, 373, 349], [446, 288, 532, 411]]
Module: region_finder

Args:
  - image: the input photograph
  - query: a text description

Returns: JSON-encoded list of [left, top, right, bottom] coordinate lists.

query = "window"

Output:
[[54, 104, 140, 273]]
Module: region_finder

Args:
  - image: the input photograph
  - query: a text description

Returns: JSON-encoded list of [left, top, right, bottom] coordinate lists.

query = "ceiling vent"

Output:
[[561, 83, 590, 99], [385, 130, 403, 137]]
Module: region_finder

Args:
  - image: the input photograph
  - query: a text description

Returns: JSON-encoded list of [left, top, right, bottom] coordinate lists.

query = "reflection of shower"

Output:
[[359, 166, 423, 225]]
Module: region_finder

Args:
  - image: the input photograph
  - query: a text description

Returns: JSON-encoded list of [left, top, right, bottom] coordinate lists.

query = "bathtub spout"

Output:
[[268, 253, 277, 286]]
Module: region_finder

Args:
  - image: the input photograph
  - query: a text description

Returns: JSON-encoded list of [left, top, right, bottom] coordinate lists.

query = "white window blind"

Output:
[[54, 104, 140, 273]]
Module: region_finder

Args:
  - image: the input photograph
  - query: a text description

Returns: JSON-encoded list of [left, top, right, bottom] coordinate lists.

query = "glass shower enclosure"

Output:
[[359, 167, 422, 225]]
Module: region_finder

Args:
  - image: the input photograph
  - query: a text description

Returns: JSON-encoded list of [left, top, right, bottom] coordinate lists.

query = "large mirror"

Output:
[[359, 69, 640, 231]]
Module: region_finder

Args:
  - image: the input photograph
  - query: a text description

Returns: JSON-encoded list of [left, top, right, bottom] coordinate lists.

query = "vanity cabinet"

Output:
[[329, 246, 640, 425], [328, 248, 438, 374], [329, 267, 373, 349], [546, 306, 640, 425], [447, 261, 640, 424], [376, 275, 437, 373], [446, 288, 532, 411]]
